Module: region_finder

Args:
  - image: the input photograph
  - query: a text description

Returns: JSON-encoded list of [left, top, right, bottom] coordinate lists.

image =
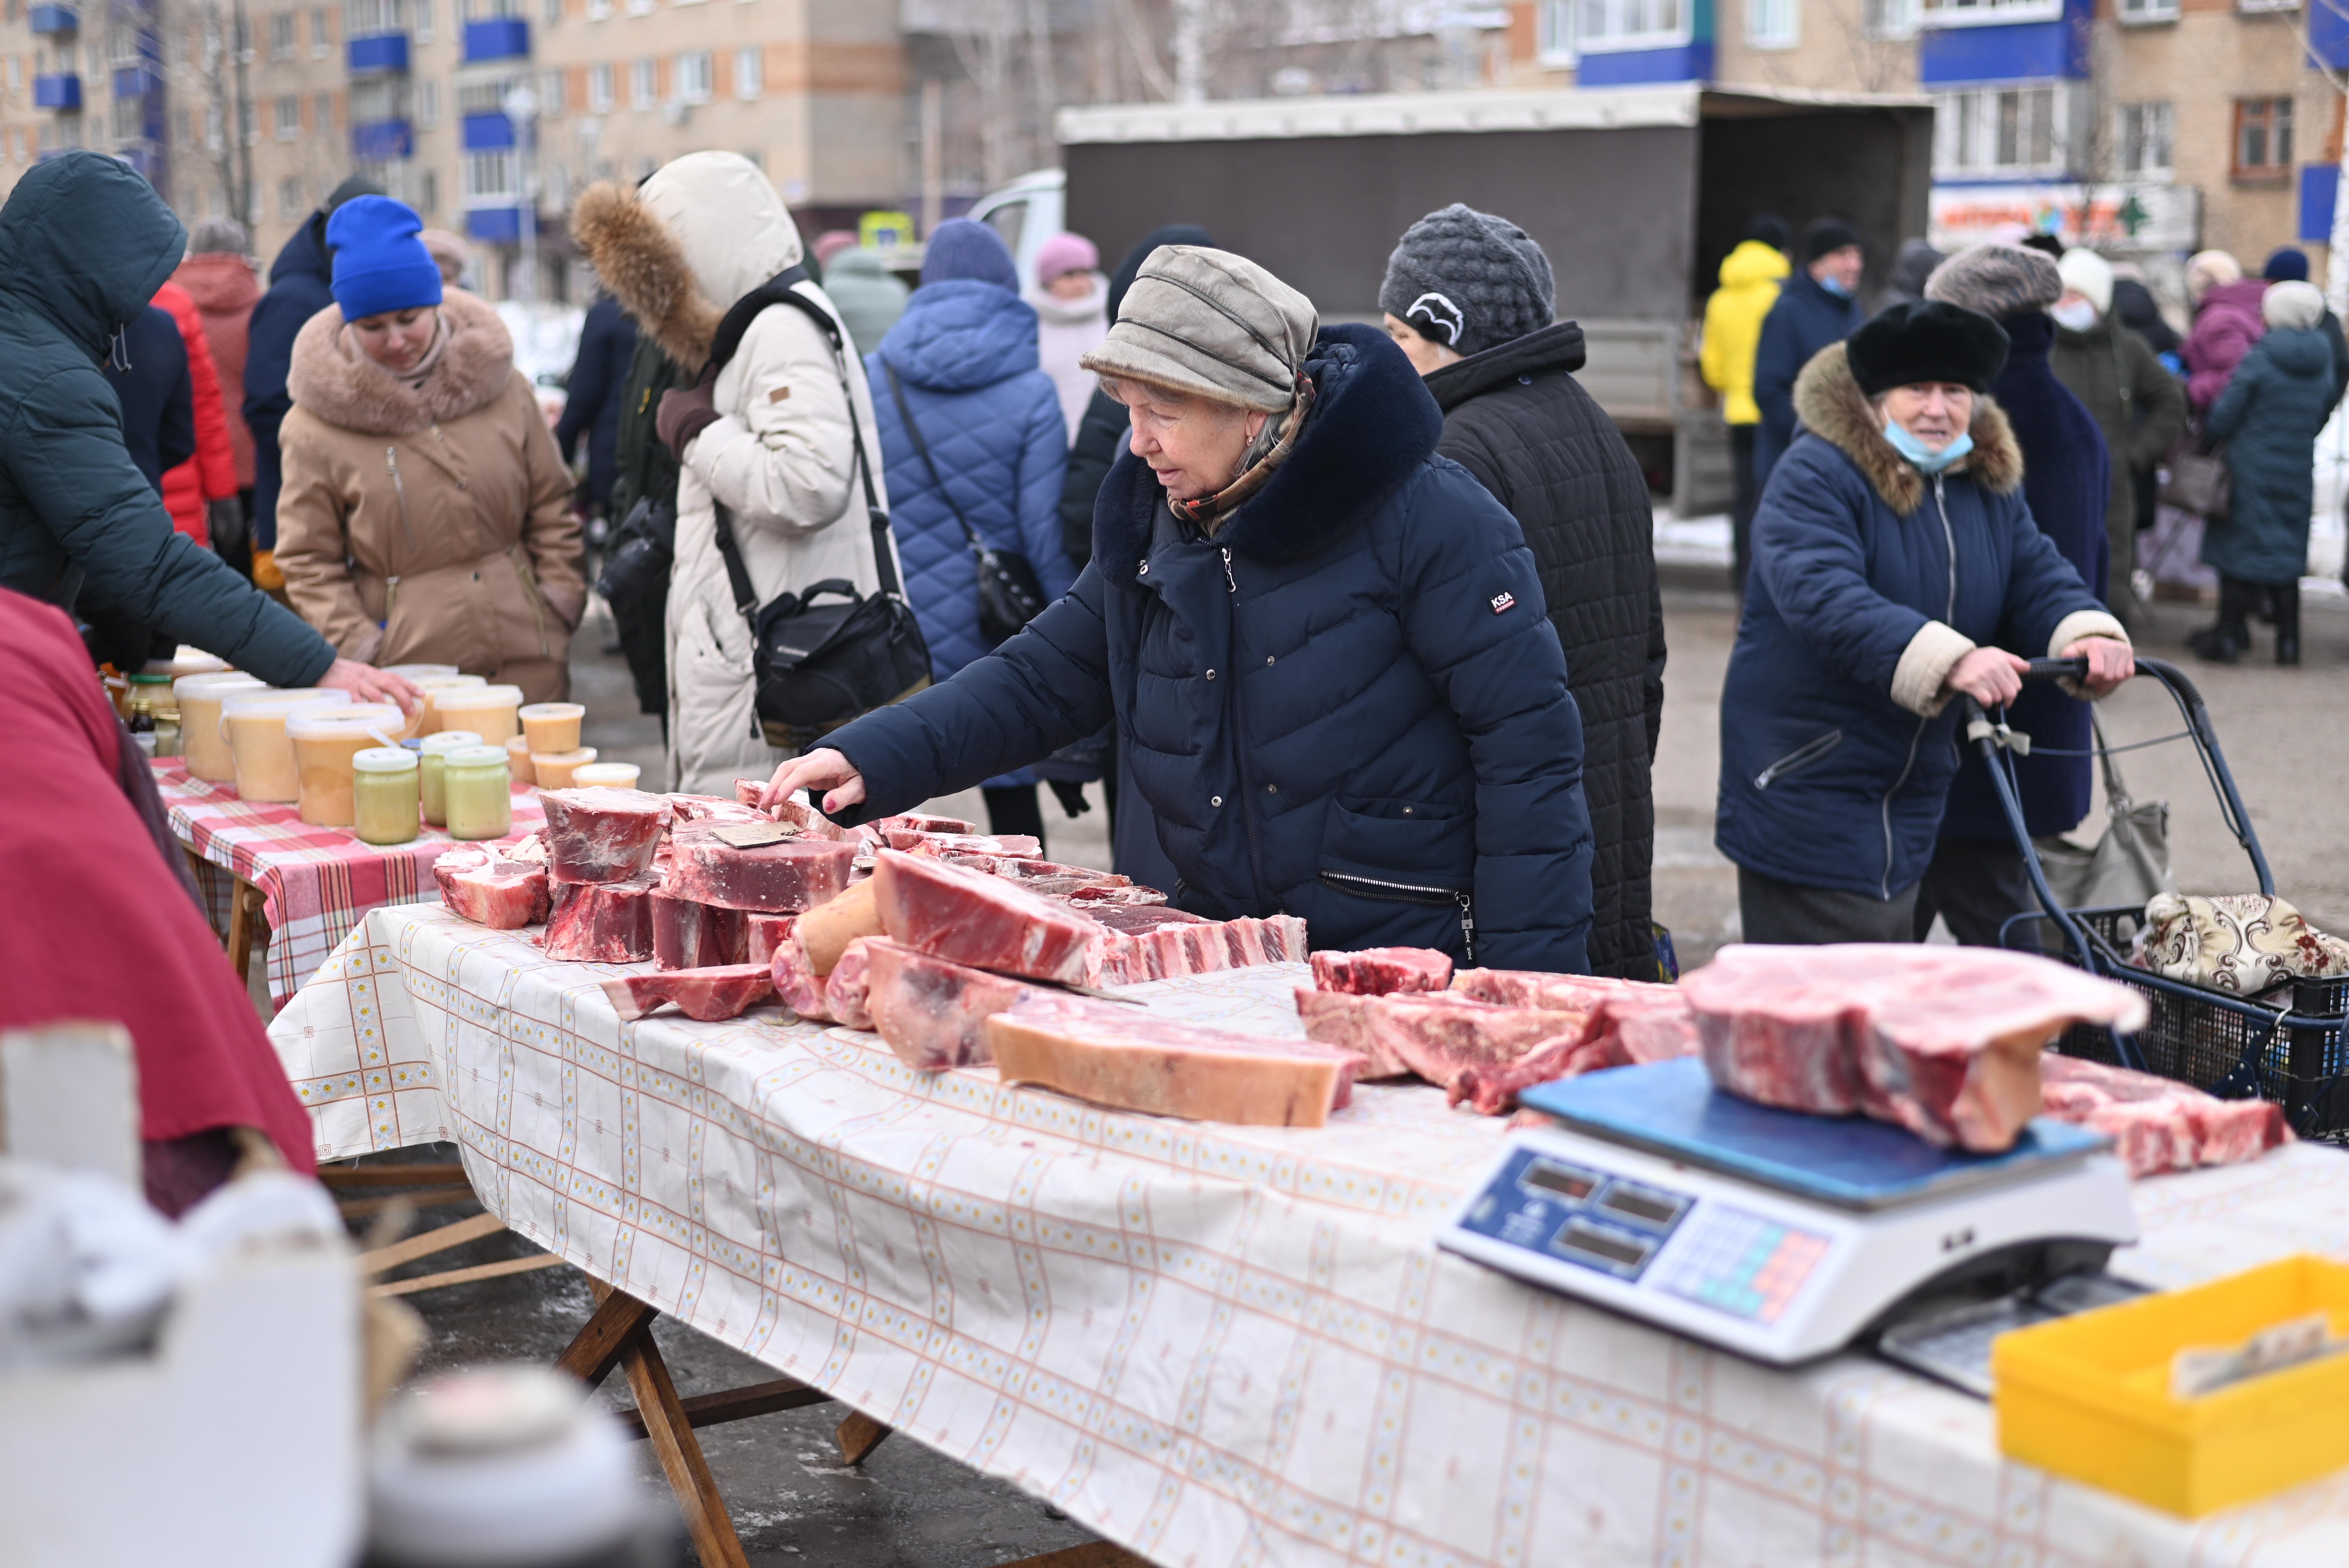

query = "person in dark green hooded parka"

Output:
[[0, 152, 414, 704]]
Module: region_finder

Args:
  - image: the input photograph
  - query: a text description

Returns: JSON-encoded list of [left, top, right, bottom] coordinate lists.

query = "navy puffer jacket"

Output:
[[1716, 343, 2122, 901], [824, 324, 1596, 971]]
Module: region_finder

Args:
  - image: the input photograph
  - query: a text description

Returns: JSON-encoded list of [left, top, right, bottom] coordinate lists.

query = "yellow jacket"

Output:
[[1700, 240, 1790, 426]]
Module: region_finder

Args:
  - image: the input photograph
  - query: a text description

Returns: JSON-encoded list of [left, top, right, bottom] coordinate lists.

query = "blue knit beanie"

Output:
[[2263, 247, 2311, 283], [326, 195, 443, 321], [920, 218, 1018, 292]]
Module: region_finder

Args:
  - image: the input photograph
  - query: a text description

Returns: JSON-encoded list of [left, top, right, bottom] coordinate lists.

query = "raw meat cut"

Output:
[[745, 913, 796, 966], [2038, 1055, 2292, 1176], [1085, 911, 1308, 987], [542, 875, 659, 962], [501, 832, 549, 863], [768, 931, 833, 1022], [1064, 883, 1166, 907], [1312, 947, 1454, 996], [870, 811, 982, 836], [1682, 945, 2150, 1151], [538, 787, 674, 885], [665, 793, 768, 826], [795, 878, 881, 975], [725, 779, 857, 840], [871, 849, 1098, 985], [601, 964, 775, 1022], [825, 937, 876, 1030], [1450, 991, 1702, 1114], [663, 824, 856, 912], [1452, 969, 1678, 1012], [1296, 989, 1572, 1087], [1000, 859, 1130, 886], [863, 939, 1041, 1071], [651, 891, 749, 971], [432, 846, 550, 930], [886, 829, 1044, 858], [985, 994, 1369, 1127]]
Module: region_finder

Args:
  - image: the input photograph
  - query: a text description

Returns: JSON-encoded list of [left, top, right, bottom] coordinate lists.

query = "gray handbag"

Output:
[[2032, 713, 2173, 915]]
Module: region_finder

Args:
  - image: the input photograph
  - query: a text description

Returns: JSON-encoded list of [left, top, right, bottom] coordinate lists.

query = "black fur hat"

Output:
[[1845, 300, 2010, 396]]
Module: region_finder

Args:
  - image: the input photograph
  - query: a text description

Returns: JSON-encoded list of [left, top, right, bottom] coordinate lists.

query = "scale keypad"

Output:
[[1651, 1206, 1828, 1324]]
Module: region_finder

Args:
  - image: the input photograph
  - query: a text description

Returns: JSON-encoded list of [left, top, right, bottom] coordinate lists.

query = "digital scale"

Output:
[[1439, 1060, 2142, 1375]]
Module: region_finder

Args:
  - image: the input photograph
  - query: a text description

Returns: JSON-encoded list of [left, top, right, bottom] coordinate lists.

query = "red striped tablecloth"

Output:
[[153, 761, 545, 1010]]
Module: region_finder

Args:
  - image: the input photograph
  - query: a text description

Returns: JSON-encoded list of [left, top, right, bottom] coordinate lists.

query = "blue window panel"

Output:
[[347, 32, 410, 74], [1920, 16, 2086, 81], [461, 112, 515, 151], [111, 67, 161, 98], [2301, 165, 2339, 243], [466, 206, 522, 244], [461, 17, 529, 62], [1577, 41, 1715, 84], [33, 73, 81, 110], [2313, 1, 2349, 68], [116, 144, 164, 182], [351, 118, 413, 161], [28, 5, 77, 33]]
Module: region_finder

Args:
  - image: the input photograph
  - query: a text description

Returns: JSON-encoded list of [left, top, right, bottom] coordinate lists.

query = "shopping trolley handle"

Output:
[[2020, 655, 2090, 683]]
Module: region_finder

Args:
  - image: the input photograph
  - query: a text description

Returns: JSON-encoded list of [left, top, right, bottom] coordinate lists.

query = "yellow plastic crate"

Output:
[[1992, 1255, 2349, 1516]]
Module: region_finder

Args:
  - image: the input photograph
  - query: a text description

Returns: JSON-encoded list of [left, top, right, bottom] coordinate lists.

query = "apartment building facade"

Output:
[[0, 0, 901, 296]]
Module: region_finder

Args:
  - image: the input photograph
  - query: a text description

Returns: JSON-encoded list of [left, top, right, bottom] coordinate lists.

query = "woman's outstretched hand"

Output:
[[1944, 647, 2029, 707], [2063, 636, 2136, 698], [761, 747, 866, 817]]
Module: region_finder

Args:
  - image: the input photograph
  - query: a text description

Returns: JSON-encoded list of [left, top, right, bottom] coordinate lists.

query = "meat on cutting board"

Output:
[[871, 850, 1099, 985], [1295, 989, 1577, 1087], [2038, 1055, 2291, 1176], [825, 937, 877, 1030], [601, 964, 776, 1022], [863, 939, 1041, 1070], [543, 875, 659, 962], [1311, 947, 1454, 996], [538, 787, 674, 884], [985, 994, 1369, 1127], [1682, 945, 2150, 1151], [663, 824, 856, 912], [651, 891, 749, 970], [432, 846, 550, 929]]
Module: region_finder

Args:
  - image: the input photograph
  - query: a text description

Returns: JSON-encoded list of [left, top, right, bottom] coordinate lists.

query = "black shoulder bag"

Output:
[[704, 270, 934, 752], [882, 361, 1048, 646]]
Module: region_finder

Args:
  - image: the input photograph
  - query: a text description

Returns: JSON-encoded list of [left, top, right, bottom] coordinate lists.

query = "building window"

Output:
[[1748, 0, 1798, 46], [2237, 0, 2297, 12], [2118, 0, 2176, 21], [2117, 102, 2173, 176], [111, 95, 141, 139], [275, 92, 299, 138], [420, 168, 438, 214], [2235, 97, 2294, 176], [1920, 0, 2061, 21], [1864, 0, 1919, 34], [312, 4, 331, 50], [588, 61, 614, 109], [279, 176, 303, 217], [1932, 84, 2069, 178], [269, 11, 296, 57], [674, 49, 710, 104], [464, 149, 516, 201], [542, 0, 560, 21], [239, 99, 258, 143], [538, 67, 563, 112], [1573, 0, 1683, 48], [630, 55, 655, 107], [1535, 0, 1577, 60], [4, 56, 18, 90], [414, 0, 433, 37], [734, 43, 761, 98], [419, 77, 440, 124]]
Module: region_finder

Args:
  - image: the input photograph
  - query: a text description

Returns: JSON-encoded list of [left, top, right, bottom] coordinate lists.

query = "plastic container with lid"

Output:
[[433, 684, 525, 746], [287, 704, 407, 827], [504, 734, 537, 787], [517, 702, 585, 755], [384, 663, 461, 681], [142, 647, 231, 680], [412, 675, 488, 737], [530, 748, 597, 789], [415, 731, 484, 827], [569, 762, 642, 789], [174, 673, 267, 782], [352, 748, 421, 845], [442, 745, 513, 841], [223, 688, 354, 802]]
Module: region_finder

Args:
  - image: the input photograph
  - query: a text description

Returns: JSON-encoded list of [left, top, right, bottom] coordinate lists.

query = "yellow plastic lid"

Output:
[[384, 664, 461, 679], [569, 763, 642, 788], [284, 703, 406, 742], [437, 684, 525, 708], [173, 672, 266, 702], [221, 687, 353, 715]]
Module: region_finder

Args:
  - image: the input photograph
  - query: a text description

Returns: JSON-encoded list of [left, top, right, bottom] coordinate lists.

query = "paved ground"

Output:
[[321, 576, 2349, 1564]]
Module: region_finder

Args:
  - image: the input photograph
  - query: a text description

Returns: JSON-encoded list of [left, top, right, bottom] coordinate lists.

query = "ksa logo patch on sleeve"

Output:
[[1490, 592, 1517, 615]]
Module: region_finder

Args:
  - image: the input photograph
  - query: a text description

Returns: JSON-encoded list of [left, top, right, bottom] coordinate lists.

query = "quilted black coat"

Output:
[[822, 324, 1597, 972], [1424, 324, 1664, 979]]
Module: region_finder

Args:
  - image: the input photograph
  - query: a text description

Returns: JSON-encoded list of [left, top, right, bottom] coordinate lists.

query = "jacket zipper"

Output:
[[1753, 728, 1842, 790], [1878, 473, 1958, 899], [1318, 870, 1478, 964], [1218, 545, 1276, 903]]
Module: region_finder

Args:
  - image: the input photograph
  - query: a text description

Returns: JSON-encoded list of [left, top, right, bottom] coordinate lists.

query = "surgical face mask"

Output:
[[1884, 416, 1974, 475], [2050, 299, 2098, 333], [1818, 274, 1855, 299]]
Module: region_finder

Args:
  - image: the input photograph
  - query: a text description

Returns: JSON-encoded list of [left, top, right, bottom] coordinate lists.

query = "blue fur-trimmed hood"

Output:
[[1093, 322, 1445, 577]]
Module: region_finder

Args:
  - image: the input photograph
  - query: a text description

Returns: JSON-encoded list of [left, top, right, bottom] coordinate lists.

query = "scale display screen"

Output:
[[1598, 1184, 1684, 1228], [1521, 1162, 1598, 1201], [1552, 1221, 1652, 1274]]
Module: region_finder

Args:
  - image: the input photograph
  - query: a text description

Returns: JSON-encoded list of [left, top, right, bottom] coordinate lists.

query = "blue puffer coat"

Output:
[[1716, 343, 2121, 901], [2206, 324, 2337, 586], [823, 325, 1596, 971], [868, 277, 1073, 789], [1752, 268, 1863, 489], [244, 212, 335, 552]]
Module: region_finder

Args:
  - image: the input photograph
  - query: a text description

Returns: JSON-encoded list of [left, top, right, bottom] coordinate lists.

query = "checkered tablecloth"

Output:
[[154, 762, 544, 1010], [271, 903, 2349, 1568]]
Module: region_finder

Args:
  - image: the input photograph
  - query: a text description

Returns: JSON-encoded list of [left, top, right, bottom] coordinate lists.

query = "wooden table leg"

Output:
[[557, 1286, 658, 1389], [182, 848, 218, 938], [834, 1408, 892, 1465], [622, 1326, 752, 1568], [224, 874, 262, 983]]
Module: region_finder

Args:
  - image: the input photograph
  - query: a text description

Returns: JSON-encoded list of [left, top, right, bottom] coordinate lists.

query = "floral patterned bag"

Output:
[[2134, 893, 2349, 996]]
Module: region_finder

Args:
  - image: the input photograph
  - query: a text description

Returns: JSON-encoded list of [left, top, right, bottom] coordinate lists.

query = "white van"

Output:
[[963, 169, 1064, 291]]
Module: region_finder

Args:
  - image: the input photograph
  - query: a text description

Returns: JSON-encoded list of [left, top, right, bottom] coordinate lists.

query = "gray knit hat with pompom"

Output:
[[1924, 242, 2063, 321], [1379, 203, 1555, 360]]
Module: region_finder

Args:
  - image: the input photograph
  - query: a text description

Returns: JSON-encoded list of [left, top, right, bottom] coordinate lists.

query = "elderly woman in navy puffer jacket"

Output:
[[1716, 301, 2133, 945], [867, 219, 1074, 842], [764, 246, 1595, 972]]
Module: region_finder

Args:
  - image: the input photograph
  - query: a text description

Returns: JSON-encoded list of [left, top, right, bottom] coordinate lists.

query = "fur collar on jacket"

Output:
[[286, 288, 515, 437], [1093, 323, 1444, 578], [1791, 341, 2023, 515], [570, 179, 720, 370]]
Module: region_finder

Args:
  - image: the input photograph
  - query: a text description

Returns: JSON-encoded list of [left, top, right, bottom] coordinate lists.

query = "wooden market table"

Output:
[[272, 902, 2349, 1568]]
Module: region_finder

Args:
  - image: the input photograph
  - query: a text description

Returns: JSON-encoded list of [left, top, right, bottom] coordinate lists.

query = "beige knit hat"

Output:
[[1081, 246, 1317, 413], [1924, 243, 2062, 320], [2264, 280, 2326, 332]]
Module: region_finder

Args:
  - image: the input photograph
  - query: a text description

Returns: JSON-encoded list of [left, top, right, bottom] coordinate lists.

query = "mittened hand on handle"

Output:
[[656, 363, 722, 461]]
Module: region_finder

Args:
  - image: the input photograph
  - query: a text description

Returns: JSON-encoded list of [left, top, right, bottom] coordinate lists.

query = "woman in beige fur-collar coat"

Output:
[[273, 272, 585, 701]]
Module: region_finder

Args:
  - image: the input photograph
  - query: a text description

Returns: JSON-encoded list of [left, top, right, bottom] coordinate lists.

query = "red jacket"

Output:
[[172, 251, 260, 487], [155, 281, 239, 543]]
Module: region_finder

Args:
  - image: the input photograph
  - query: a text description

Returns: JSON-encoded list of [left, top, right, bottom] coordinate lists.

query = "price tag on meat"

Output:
[[713, 821, 797, 848]]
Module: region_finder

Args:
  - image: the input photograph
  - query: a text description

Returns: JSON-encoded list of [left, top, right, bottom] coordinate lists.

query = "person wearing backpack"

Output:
[[572, 152, 895, 795]]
